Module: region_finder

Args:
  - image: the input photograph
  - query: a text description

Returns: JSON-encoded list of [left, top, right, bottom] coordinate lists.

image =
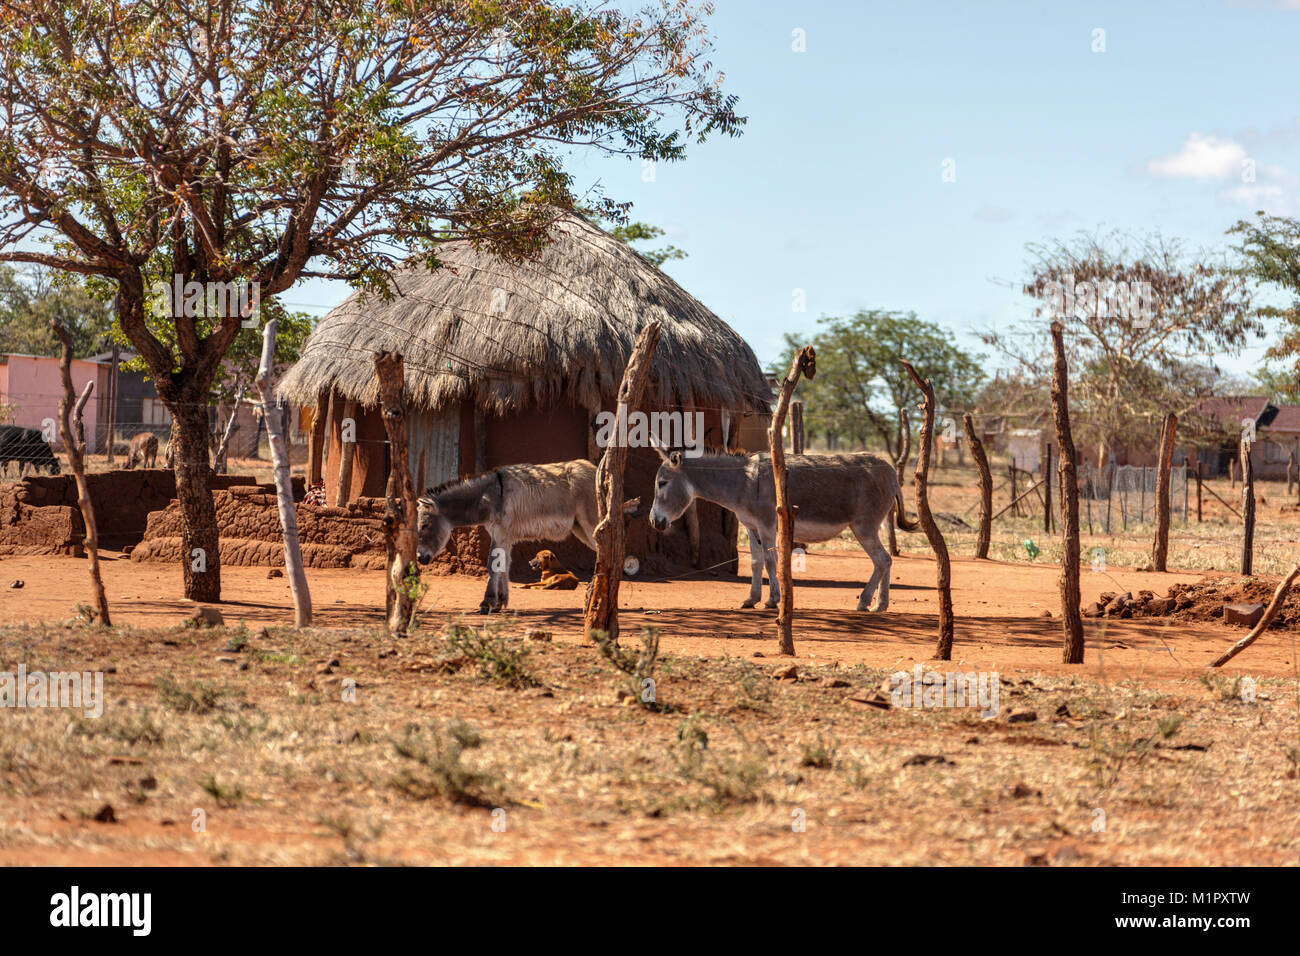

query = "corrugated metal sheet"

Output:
[[407, 404, 460, 490]]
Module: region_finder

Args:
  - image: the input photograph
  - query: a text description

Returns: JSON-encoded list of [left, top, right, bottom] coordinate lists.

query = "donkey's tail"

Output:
[[894, 477, 920, 532]]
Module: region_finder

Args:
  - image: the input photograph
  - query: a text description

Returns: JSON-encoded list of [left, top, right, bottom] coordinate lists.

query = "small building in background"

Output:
[[0, 353, 102, 450]]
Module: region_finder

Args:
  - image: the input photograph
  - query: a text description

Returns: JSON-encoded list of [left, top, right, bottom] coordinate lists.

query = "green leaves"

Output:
[[772, 310, 985, 456]]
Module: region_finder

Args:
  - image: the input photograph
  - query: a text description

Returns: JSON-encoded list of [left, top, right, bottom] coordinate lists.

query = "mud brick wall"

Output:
[[0, 482, 83, 555], [0, 469, 267, 555], [9, 470, 265, 547]]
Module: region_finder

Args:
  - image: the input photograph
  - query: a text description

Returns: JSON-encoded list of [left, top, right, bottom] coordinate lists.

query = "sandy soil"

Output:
[[2, 548, 1292, 679]]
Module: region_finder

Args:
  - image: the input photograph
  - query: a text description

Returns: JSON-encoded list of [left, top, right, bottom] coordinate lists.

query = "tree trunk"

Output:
[[1049, 322, 1084, 664], [171, 393, 221, 602], [585, 322, 662, 643], [256, 319, 312, 627], [963, 413, 992, 559], [374, 352, 420, 636], [51, 320, 110, 626], [900, 360, 953, 660], [769, 346, 817, 657], [308, 391, 328, 486], [1241, 439, 1255, 576], [1152, 413, 1177, 571]]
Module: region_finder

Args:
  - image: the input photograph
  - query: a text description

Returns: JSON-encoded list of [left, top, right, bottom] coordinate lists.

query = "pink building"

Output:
[[0, 353, 104, 452]]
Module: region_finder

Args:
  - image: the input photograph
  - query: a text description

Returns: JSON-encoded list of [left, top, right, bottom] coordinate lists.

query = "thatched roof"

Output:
[[278, 211, 770, 416]]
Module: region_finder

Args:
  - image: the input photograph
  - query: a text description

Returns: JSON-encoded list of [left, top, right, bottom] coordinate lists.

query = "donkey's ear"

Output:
[[649, 433, 671, 462], [669, 450, 684, 468]]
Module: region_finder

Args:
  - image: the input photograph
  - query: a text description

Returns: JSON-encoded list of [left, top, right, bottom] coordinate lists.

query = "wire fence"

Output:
[[0, 415, 309, 477], [1079, 461, 1189, 534]]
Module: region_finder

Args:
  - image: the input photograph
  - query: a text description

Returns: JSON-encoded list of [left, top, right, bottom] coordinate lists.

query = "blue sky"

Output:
[[290, 0, 1300, 377]]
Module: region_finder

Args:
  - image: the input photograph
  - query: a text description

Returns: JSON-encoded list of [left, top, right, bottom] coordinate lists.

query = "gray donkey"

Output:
[[649, 450, 918, 611], [417, 459, 599, 613]]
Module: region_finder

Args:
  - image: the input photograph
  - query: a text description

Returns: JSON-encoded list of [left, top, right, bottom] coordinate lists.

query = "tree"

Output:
[[0, 0, 741, 601], [0, 265, 112, 357], [1229, 213, 1300, 402], [982, 231, 1260, 466], [605, 220, 685, 268], [773, 311, 985, 463]]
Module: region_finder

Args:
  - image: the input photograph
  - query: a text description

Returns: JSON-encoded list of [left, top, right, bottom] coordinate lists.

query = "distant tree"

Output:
[[0, 266, 112, 357], [982, 231, 1260, 465], [773, 311, 984, 463], [605, 220, 686, 268], [1229, 213, 1300, 402]]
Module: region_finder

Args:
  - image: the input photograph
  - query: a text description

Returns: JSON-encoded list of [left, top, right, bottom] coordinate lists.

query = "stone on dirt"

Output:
[[187, 606, 224, 627], [1223, 603, 1265, 628]]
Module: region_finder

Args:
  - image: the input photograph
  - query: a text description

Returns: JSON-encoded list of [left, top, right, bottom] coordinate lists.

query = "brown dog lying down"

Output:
[[521, 549, 581, 590]]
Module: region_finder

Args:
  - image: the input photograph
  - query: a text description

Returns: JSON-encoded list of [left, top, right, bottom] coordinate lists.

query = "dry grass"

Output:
[[1, 616, 1298, 865]]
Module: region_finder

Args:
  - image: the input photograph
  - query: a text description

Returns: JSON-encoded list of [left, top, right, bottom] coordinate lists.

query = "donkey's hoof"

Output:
[[763, 601, 779, 610], [741, 599, 757, 609], [478, 605, 491, 615]]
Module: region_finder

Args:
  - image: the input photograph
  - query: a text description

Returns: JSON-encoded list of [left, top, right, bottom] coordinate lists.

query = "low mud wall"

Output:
[[131, 489, 488, 571], [0, 470, 263, 556]]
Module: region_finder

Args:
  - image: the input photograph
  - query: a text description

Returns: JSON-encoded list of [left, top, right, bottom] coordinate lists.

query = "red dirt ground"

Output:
[[3, 547, 1292, 680]]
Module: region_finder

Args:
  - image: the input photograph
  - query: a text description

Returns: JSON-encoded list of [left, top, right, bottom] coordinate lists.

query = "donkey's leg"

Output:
[[851, 520, 891, 612], [757, 524, 780, 608], [492, 539, 513, 612], [741, 526, 764, 608], [481, 538, 509, 613]]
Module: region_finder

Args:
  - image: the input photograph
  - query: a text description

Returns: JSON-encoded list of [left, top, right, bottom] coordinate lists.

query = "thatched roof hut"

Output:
[[279, 211, 769, 419], [277, 210, 770, 574]]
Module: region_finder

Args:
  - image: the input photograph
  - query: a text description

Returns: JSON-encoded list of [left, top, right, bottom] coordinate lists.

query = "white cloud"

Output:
[[1147, 133, 1249, 180]]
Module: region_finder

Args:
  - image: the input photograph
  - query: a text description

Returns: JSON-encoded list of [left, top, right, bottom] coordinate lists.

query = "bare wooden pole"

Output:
[[900, 360, 953, 659], [769, 346, 816, 657], [1043, 442, 1053, 533], [1152, 413, 1177, 571], [963, 413, 992, 559], [334, 398, 358, 507], [51, 320, 110, 626], [374, 352, 420, 636], [584, 322, 661, 644], [1241, 438, 1255, 575], [1210, 565, 1300, 667], [791, 400, 805, 455], [1049, 321, 1084, 664], [254, 319, 312, 627], [212, 383, 245, 474], [105, 343, 119, 464], [1196, 460, 1203, 523], [308, 390, 328, 486]]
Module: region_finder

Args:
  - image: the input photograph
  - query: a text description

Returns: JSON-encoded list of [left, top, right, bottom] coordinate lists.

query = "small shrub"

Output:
[[444, 622, 537, 689], [388, 719, 498, 806]]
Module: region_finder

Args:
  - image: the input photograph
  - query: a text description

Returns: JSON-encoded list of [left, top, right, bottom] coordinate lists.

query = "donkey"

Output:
[[648, 450, 918, 611], [416, 459, 599, 613]]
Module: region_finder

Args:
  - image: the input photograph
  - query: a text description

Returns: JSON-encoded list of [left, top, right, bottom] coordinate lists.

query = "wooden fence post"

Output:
[[334, 399, 357, 507], [256, 319, 312, 627], [900, 360, 953, 659], [308, 390, 328, 486], [1049, 322, 1084, 664], [1152, 413, 1177, 572], [1043, 442, 1053, 534], [769, 346, 816, 656], [791, 400, 805, 455], [963, 412, 992, 559], [584, 323, 661, 643], [51, 320, 110, 626], [374, 352, 419, 635], [1241, 438, 1255, 576]]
